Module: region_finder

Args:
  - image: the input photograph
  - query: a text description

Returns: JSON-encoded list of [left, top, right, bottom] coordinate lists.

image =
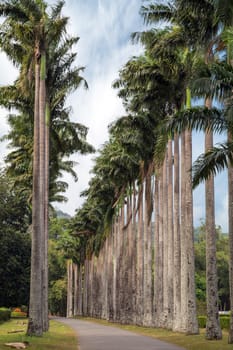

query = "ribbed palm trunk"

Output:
[[173, 134, 181, 331], [66, 260, 73, 317], [77, 264, 83, 316], [73, 263, 78, 316], [39, 51, 48, 332], [83, 259, 89, 316], [126, 190, 133, 323], [153, 173, 159, 327], [180, 131, 187, 332], [120, 204, 127, 323], [143, 173, 153, 326], [102, 240, 109, 319], [112, 217, 117, 321], [162, 152, 169, 328], [43, 101, 50, 330], [107, 233, 113, 320], [131, 183, 137, 324], [136, 183, 144, 325], [88, 255, 94, 317], [158, 169, 164, 327], [228, 132, 233, 343], [108, 225, 114, 321], [205, 98, 222, 340], [167, 139, 174, 329], [184, 88, 198, 334], [27, 58, 43, 336], [116, 207, 124, 322], [185, 128, 198, 334]]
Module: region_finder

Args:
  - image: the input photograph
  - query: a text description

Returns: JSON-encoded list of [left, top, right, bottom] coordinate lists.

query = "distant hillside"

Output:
[[55, 208, 71, 219]]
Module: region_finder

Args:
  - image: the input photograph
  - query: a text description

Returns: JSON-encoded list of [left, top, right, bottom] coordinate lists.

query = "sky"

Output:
[[0, 0, 229, 231]]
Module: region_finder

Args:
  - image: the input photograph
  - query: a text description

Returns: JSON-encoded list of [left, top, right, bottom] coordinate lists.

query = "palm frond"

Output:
[[140, 3, 174, 25], [192, 141, 233, 188], [165, 107, 225, 136]]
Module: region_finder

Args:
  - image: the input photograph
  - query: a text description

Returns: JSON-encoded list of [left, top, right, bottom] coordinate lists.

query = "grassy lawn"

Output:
[[0, 319, 77, 350], [79, 317, 232, 350]]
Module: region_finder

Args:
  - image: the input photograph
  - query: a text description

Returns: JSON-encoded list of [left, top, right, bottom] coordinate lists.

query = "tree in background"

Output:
[[48, 215, 79, 316], [0, 170, 31, 308]]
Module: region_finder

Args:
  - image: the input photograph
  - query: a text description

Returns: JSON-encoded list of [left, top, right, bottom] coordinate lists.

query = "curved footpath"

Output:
[[56, 317, 185, 350]]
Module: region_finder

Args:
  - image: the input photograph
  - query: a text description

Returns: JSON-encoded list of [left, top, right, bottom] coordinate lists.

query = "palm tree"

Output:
[[0, 0, 49, 334], [0, 0, 93, 335]]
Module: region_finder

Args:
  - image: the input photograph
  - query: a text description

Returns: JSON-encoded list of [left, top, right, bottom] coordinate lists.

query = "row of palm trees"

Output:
[[69, 0, 233, 343], [0, 0, 93, 336]]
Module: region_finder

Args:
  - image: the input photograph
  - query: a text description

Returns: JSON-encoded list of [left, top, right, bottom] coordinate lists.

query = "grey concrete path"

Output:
[[56, 317, 185, 350]]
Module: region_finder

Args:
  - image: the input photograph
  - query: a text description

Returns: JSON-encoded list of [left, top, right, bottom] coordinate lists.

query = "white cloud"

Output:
[[0, 53, 18, 167], [53, 0, 143, 215]]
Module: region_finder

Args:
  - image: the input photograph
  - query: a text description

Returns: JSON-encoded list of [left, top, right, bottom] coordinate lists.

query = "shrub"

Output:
[[13, 307, 21, 312], [11, 311, 27, 318], [220, 316, 230, 329], [198, 316, 206, 328], [20, 305, 28, 313], [198, 315, 230, 329], [0, 307, 11, 321]]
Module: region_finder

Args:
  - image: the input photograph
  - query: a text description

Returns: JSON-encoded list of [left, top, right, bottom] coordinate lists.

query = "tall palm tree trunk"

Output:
[[143, 173, 153, 326], [180, 131, 187, 332], [184, 88, 198, 334], [173, 134, 181, 331], [83, 259, 88, 316], [27, 58, 43, 336], [205, 98, 222, 340], [228, 132, 233, 343], [43, 101, 50, 330], [158, 168, 164, 327], [112, 217, 117, 321], [136, 183, 144, 325], [66, 259, 73, 317], [185, 128, 198, 334], [127, 189, 133, 323], [153, 174, 159, 327], [167, 139, 174, 329], [73, 263, 78, 316], [162, 152, 168, 328], [227, 45, 233, 343], [39, 51, 48, 332], [131, 182, 137, 324], [77, 264, 83, 316]]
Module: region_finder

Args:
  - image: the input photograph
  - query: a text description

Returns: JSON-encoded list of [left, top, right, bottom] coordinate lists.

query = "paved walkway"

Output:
[[56, 317, 185, 350]]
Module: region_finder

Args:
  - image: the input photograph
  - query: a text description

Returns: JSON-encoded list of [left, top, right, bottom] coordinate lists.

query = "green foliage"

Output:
[[49, 216, 77, 316], [195, 273, 206, 301], [220, 316, 230, 330], [0, 308, 11, 322], [48, 279, 67, 316], [11, 311, 27, 318], [198, 316, 207, 329], [198, 316, 230, 330], [0, 171, 31, 308]]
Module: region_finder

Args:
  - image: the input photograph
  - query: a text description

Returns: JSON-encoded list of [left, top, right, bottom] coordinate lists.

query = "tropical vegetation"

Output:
[[1, 0, 233, 347]]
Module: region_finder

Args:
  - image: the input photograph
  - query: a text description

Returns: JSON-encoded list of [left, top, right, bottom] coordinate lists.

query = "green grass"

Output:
[[0, 318, 77, 350], [78, 317, 233, 350]]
